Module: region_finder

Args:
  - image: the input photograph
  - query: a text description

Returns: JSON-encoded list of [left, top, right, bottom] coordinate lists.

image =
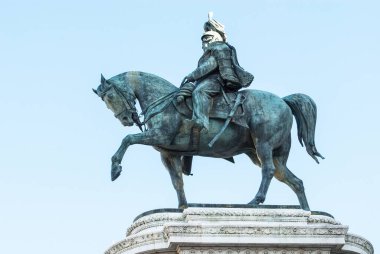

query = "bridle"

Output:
[[99, 83, 145, 131]]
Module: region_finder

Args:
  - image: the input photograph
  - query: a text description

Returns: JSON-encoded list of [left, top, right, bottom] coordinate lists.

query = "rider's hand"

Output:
[[181, 77, 188, 87], [181, 75, 194, 87]]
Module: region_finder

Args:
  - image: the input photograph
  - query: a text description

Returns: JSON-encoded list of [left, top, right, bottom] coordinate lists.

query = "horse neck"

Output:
[[125, 71, 178, 112]]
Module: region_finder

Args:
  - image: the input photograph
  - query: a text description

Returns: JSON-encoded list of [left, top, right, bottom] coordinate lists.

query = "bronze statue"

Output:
[[93, 13, 324, 211]]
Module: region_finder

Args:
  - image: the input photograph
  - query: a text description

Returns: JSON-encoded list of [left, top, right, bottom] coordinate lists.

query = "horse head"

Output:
[[93, 74, 137, 127]]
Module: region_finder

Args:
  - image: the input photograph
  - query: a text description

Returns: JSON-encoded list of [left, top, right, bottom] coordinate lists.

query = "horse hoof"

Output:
[[178, 203, 188, 209], [111, 165, 122, 181], [248, 196, 264, 205]]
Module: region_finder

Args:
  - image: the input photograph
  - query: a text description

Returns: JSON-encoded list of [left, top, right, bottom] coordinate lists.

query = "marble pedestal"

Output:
[[105, 206, 373, 254]]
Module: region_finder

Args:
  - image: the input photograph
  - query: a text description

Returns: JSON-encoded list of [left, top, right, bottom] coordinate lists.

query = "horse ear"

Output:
[[101, 74, 106, 84]]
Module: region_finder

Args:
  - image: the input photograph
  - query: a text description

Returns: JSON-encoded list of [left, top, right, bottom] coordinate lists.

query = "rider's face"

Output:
[[202, 35, 213, 51]]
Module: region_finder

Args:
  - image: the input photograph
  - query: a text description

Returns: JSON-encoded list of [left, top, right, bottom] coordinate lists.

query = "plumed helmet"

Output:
[[203, 12, 227, 42]]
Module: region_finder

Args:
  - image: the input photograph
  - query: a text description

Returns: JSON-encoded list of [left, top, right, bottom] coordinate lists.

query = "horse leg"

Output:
[[248, 141, 276, 205], [273, 135, 310, 210], [111, 129, 170, 181], [161, 152, 188, 208], [245, 151, 261, 167]]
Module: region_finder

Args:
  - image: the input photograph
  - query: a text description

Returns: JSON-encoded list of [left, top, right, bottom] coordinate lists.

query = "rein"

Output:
[[139, 91, 178, 124], [111, 83, 178, 132]]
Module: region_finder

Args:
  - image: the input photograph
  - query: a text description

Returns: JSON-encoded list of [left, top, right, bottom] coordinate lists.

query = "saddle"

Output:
[[172, 92, 249, 128]]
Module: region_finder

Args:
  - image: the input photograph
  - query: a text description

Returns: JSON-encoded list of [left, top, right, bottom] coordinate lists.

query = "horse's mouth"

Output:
[[122, 121, 134, 127]]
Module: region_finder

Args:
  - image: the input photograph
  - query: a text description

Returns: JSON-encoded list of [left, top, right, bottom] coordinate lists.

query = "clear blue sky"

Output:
[[1, 1, 379, 253]]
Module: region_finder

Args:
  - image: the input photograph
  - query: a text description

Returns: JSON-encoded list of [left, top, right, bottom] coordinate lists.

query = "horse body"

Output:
[[94, 71, 324, 211], [151, 89, 292, 157]]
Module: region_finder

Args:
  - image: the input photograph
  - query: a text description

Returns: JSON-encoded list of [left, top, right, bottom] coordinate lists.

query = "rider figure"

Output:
[[181, 12, 253, 132]]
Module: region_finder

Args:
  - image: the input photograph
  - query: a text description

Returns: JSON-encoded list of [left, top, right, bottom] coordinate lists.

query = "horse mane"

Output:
[[108, 71, 179, 95]]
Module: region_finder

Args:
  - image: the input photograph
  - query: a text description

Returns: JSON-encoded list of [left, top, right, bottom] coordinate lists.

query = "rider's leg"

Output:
[[192, 76, 221, 130]]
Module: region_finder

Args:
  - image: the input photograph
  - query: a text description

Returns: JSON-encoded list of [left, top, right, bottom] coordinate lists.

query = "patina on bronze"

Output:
[[93, 14, 324, 211]]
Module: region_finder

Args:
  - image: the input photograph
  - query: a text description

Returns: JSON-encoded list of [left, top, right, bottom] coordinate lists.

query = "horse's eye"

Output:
[[107, 93, 114, 100]]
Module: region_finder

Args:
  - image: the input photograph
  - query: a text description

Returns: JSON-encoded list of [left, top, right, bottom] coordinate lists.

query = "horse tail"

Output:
[[283, 93, 325, 163]]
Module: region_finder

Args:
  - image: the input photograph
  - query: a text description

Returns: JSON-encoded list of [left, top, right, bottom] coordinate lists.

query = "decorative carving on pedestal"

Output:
[[183, 207, 311, 218], [127, 213, 185, 235], [177, 247, 330, 254], [307, 215, 341, 225], [105, 207, 373, 254], [344, 234, 374, 254], [163, 225, 348, 237]]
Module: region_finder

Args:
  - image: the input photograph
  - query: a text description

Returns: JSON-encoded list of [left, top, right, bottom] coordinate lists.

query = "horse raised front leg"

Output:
[[111, 129, 168, 181]]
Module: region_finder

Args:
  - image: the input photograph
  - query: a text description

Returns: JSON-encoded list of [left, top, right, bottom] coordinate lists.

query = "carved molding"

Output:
[[127, 213, 184, 236], [307, 215, 341, 225], [345, 234, 374, 254], [163, 225, 347, 237], [177, 247, 330, 254], [183, 208, 311, 219], [105, 232, 167, 254]]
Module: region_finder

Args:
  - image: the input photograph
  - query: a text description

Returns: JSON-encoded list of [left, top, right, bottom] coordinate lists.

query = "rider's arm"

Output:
[[187, 56, 218, 81]]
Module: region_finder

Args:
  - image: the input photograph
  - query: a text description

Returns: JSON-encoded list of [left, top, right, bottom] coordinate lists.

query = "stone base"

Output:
[[105, 205, 373, 254]]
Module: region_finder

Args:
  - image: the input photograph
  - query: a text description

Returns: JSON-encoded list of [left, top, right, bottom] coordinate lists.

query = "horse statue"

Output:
[[93, 71, 324, 211]]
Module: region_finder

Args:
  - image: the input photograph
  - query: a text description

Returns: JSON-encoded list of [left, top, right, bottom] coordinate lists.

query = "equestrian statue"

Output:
[[93, 13, 324, 211]]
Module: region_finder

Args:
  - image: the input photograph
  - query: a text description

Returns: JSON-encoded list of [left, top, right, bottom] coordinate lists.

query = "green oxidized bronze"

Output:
[[93, 13, 324, 211]]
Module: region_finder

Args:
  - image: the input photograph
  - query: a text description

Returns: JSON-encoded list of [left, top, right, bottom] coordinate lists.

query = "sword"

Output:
[[208, 93, 245, 148]]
